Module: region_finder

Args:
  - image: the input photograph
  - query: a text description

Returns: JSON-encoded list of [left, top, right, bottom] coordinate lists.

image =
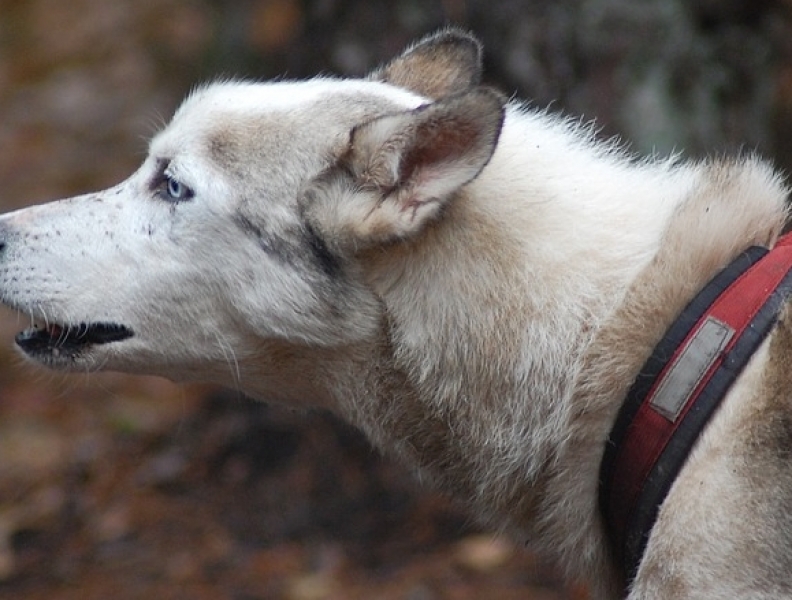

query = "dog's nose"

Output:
[[0, 221, 9, 255]]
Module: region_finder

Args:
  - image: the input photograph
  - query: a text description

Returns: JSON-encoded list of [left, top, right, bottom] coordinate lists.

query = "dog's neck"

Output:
[[314, 186, 632, 530]]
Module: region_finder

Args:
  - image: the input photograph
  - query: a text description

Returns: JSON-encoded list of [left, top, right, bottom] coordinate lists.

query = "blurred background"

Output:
[[0, 1, 791, 598]]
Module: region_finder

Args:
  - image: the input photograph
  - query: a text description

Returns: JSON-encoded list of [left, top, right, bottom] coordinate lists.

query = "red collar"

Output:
[[599, 232, 792, 585]]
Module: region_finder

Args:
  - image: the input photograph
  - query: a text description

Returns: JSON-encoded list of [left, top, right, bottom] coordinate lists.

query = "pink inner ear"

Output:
[[398, 117, 481, 183]]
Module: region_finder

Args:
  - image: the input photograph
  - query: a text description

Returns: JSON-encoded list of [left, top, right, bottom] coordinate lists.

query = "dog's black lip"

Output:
[[15, 322, 134, 356]]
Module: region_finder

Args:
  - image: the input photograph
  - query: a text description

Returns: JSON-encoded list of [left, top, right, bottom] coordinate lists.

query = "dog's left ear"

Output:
[[302, 87, 505, 252], [369, 28, 482, 99]]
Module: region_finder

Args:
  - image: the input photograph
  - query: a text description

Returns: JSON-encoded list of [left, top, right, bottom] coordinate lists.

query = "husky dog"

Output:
[[0, 29, 790, 598]]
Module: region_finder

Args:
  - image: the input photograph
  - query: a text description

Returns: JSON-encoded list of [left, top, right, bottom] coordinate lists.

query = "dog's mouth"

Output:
[[15, 321, 134, 360]]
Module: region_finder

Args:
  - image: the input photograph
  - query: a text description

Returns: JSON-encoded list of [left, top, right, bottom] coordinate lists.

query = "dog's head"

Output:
[[0, 29, 504, 389]]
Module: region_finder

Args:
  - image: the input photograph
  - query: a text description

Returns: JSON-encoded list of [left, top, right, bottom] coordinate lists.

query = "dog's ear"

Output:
[[301, 88, 505, 252], [369, 28, 482, 99]]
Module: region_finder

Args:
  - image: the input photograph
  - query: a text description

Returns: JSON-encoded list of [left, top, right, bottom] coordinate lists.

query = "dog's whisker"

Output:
[[211, 329, 241, 391]]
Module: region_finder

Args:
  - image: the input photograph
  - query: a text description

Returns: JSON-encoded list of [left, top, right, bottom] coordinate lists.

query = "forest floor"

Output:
[[0, 339, 585, 599]]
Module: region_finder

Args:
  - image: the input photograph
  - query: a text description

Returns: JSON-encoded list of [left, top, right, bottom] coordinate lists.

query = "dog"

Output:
[[1, 28, 791, 598]]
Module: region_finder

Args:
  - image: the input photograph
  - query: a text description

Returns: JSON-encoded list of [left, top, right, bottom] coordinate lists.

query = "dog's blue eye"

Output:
[[164, 176, 194, 201]]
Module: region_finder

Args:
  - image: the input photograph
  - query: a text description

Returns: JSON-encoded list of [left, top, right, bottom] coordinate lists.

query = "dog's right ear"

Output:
[[368, 28, 482, 100]]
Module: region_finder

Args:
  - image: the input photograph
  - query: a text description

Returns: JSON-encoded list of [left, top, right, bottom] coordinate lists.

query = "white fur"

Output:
[[0, 31, 789, 599]]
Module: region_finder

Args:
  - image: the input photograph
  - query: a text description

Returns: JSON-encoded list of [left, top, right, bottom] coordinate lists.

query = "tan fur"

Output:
[[369, 29, 483, 100]]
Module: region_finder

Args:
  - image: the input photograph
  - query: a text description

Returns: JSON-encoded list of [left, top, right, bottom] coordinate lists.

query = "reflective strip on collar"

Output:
[[649, 316, 734, 421]]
